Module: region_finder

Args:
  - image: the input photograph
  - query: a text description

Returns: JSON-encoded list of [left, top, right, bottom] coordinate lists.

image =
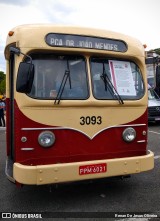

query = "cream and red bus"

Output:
[[4, 24, 154, 186]]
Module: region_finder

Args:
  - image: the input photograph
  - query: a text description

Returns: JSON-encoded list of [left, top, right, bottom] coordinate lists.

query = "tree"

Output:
[[154, 48, 160, 55], [0, 71, 6, 94]]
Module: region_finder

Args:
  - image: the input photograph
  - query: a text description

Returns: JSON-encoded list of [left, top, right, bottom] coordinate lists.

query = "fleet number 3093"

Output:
[[80, 116, 102, 125]]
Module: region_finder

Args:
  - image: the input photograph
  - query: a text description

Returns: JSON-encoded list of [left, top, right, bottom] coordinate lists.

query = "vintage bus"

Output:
[[4, 24, 154, 186]]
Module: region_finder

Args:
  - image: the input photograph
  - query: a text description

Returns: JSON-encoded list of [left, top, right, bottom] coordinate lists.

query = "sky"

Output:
[[0, 0, 160, 72]]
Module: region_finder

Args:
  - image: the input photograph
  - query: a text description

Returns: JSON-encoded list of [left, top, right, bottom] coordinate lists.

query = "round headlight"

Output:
[[122, 127, 136, 142], [38, 131, 55, 148]]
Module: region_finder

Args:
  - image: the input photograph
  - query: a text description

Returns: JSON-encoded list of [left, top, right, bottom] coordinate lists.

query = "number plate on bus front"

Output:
[[79, 163, 107, 175]]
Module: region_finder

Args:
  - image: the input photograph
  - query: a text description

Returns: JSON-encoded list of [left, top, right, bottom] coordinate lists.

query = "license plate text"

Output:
[[79, 163, 107, 175]]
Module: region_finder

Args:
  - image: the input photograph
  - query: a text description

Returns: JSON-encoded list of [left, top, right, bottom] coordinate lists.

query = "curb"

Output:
[[0, 127, 6, 131]]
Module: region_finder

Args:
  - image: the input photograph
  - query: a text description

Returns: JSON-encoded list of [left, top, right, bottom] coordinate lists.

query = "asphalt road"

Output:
[[0, 123, 160, 221]]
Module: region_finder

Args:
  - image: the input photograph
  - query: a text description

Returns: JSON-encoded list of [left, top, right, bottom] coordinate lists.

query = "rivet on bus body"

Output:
[[39, 178, 43, 182], [54, 177, 58, 181], [124, 170, 127, 174], [124, 162, 127, 165], [39, 170, 43, 173], [142, 131, 146, 136], [136, 161, 139, 164], [54, 168, 58, 172], [21, 137, 27, 142]]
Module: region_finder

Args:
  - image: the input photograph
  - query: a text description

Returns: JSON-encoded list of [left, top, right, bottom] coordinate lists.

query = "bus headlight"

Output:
[[38, 131, 55, 148], [122, 127, 136, 142]]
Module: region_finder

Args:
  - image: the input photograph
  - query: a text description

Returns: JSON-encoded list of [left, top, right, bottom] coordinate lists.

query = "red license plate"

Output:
[[79, 163, 107, 175]]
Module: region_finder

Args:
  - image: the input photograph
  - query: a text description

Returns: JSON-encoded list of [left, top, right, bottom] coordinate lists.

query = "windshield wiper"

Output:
[[54, 60, 71, 105], [101, 63, 124, 105]]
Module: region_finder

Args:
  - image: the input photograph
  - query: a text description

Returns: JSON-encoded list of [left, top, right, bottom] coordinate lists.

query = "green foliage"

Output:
[[0, 71, 6, 94], [154, 48, 160, 55]]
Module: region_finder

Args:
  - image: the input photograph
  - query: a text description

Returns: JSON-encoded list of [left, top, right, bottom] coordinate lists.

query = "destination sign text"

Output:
[[45, 34, 127, 52]]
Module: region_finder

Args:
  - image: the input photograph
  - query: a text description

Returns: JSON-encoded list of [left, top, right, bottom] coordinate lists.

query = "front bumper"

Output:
[[13, 151, 154, 185]]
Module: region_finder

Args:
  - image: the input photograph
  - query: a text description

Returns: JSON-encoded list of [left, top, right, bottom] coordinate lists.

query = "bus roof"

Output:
[[5, 24, 145, 59]]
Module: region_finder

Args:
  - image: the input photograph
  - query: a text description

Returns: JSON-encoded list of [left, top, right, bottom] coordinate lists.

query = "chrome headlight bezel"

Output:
[[122, 127, 136, 143], [38, 131, 55, 148]]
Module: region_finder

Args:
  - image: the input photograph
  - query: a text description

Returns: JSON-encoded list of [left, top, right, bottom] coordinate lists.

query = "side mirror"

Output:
[[16, 62, 34, 93], [156, 65, 160, 87]]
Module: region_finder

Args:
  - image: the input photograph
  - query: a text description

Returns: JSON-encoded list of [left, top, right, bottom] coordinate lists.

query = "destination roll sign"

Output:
[[45, 34, 127, 52]]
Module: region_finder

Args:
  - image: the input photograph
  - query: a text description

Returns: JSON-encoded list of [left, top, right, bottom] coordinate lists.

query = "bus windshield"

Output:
[[90, 58, 144, 100], [29, 54, 89, 100]]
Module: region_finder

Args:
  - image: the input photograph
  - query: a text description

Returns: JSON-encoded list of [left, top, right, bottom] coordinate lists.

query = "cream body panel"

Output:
[[5, 25, 145, 62], [19, 104, 146, 139]]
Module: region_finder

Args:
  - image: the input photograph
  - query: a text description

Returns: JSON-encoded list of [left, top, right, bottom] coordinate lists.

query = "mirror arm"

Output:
[[9, 46, 32, 64]]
